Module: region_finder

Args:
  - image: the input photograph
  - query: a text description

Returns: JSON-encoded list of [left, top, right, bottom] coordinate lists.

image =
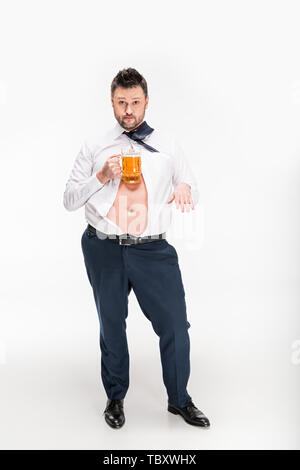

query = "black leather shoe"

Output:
[[103, 399, 125, 429], [168, 401, 210, 427]]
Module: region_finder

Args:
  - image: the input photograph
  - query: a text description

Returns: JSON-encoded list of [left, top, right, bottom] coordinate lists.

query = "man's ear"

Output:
[[111, 95, 114, 107], [145, 95, 149, 108]]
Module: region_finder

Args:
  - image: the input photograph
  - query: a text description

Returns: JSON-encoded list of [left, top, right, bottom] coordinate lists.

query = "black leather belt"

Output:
[[87, 224, 166, 245]]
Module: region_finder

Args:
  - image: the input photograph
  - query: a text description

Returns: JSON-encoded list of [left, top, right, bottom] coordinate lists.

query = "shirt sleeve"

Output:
[[172, 138, 200, 206], [63, 140, 106, 211]]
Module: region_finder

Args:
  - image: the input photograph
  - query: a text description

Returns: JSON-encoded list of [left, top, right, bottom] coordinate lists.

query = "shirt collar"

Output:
[[101, 120, 153, 148], [111, 120, 152, 140], [111, 121, 127, 140]]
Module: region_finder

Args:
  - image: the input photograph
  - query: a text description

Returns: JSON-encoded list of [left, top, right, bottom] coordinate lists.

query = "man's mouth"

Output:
[[125, 117, 133, 120]]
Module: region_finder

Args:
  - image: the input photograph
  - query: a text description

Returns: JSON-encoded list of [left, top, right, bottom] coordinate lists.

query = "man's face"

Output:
[[111, 85, 149, 131]]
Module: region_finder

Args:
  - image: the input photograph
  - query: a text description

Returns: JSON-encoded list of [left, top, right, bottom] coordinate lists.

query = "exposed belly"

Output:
[[106, 173, 148, 236]]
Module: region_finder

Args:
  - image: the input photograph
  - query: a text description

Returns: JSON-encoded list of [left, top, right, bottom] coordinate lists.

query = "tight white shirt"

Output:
[[63, 121, 199, 236]]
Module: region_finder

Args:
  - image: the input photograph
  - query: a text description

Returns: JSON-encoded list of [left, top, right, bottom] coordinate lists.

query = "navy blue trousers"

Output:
[[81, 227, 192, 408]]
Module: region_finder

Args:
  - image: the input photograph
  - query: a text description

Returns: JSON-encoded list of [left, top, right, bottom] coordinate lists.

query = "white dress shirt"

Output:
[[63, 121, 199, 236]]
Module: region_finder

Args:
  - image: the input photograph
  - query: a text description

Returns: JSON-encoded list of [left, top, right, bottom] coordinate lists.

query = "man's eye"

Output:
[[118, 100, 139, 105]]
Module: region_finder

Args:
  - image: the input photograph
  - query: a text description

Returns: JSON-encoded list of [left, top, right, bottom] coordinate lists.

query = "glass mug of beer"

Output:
[[120, 144, 142, 184]]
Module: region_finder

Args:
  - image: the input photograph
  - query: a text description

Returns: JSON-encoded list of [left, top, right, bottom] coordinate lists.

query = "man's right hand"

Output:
[[96, 154, 122, 184]]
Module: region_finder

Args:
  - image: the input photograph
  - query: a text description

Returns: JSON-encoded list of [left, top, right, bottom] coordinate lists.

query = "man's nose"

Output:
[[126, 104, 133, 114]]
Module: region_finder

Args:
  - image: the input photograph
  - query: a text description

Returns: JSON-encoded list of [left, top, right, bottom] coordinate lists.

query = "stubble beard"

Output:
[[117, 109, 146, 132]]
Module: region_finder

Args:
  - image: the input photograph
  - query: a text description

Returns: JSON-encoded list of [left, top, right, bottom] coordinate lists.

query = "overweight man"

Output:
[[63, 67, 210, 429]]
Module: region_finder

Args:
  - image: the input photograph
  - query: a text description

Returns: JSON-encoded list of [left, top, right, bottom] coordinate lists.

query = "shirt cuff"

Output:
[[89, 173, 106, 192]]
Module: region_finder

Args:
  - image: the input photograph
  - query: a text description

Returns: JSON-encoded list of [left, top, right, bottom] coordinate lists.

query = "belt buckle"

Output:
[[119, 237, 132, 246], [119, 235, 141, 245]]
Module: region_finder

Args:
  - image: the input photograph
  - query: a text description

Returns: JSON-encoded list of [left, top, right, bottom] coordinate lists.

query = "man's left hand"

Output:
[[167, 182, 195, 212]]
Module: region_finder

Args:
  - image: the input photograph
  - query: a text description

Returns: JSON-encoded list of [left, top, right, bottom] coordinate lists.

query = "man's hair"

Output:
[[111, 68, 148, 98]]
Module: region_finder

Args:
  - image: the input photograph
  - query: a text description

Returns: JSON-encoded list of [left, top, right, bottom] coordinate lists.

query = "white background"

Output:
[[0, 0, 299, 450]]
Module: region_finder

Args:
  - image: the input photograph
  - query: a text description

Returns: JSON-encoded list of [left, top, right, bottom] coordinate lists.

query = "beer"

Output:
[[121, 146, 142, 184]]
